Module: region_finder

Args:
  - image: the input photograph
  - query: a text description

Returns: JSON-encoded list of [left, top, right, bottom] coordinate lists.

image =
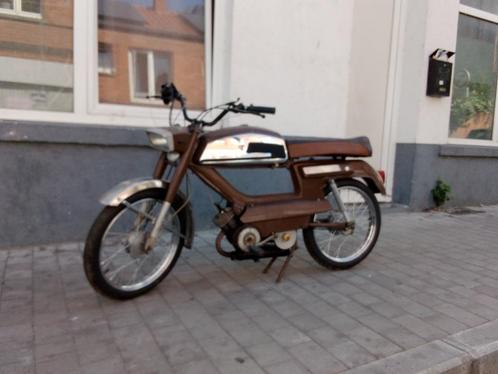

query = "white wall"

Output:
[[213, 0, 355, 138], [346, 0, 395, 170], [394, 0, 460, 145]]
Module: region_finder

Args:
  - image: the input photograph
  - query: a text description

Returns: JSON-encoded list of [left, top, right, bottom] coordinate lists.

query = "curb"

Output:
[[342, 319, 498, 373]]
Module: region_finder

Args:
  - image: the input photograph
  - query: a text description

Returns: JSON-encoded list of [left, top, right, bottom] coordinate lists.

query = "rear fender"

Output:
[[301, 160, 386, 195], [99, 178, 194, 248]]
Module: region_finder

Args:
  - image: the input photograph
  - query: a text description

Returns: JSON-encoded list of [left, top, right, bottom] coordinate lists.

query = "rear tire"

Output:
[[84, 189, 186, 300], [303, 179, 381, 269]]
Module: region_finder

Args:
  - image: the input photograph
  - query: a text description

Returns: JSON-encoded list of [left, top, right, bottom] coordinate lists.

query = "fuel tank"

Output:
[[195, 126, 288, 165]]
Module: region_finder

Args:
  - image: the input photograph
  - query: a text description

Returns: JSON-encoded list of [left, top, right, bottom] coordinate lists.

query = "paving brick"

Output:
[[345, 326, 402, 357], [81, 356, 125, 374], [246, 341, 292, 367], [270, 326, 312, 347], [341, 340, 471, 374], [173, 358, 220, 374], [432, 302, 487, 327], [393, 314, 446, 341], [36, 351, 80, 374], [288, 340, 347, 374], [265, 360, 310, 374], [211, 350, 265, 374]]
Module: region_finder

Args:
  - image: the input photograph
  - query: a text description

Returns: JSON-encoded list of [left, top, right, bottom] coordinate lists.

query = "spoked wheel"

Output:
[[84, 189, 186, 299], [303, 179, 381, 269]]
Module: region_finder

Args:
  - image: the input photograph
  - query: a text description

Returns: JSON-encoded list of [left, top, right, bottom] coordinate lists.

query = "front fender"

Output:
[[99, 178, 194, 249], [100, 178, 166, 206]]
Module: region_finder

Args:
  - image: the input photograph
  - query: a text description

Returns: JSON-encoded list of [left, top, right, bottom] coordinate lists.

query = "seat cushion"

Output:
[[286, 136, 372, 158]]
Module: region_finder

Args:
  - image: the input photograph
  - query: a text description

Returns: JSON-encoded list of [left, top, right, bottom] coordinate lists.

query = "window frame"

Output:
[[448, 4, 498, 145], [0, 0, 212, 127], [97, 42, 115, 76], [128, 49, 172, 106], [0, 0, 42, 19]]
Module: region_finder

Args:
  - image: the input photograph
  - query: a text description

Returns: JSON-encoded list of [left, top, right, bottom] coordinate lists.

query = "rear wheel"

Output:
[[83, 189, 186, 300], [303, 179, 381, 269]]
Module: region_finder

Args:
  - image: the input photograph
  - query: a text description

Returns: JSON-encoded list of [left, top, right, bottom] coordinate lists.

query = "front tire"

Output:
[[303, 179, 381, 269], [84, 189, 186, 300]]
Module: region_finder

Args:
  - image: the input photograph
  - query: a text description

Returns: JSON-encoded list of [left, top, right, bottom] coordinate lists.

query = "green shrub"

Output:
[[432, 179, 451, 207]]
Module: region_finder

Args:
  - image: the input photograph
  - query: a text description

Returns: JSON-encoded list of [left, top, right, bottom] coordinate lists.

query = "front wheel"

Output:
[[303, 179, 381, 269], [84, 189, 186, 299]]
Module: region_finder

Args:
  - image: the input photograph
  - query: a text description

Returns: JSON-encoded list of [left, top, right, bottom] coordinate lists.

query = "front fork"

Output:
[[145, 130, 199, 250]]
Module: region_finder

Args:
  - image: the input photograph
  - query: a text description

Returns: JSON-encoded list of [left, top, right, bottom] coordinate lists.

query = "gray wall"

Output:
[[393, 143, 498, 210], [0, 121, 293, 247]]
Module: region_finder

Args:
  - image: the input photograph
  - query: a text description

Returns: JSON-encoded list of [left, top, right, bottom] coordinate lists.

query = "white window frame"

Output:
[[0, 0, 42, 19], [448, 3, 498, 146], [0, 0, 213, 127]]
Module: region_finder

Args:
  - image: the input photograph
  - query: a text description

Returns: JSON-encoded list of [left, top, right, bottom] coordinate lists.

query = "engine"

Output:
[[213, 208, 297, 252]]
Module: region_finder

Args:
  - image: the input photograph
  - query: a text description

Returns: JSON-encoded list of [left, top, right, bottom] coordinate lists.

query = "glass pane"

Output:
[[0, 1, 73, 112], [450, 14, 497, 140], [98, 0, 206, 109], [133, 51, 148, 98], [0, 1, 13, 10], [461, 0, 498, 14], [154, 52, 170, 95], [22, 0, 41, 13]]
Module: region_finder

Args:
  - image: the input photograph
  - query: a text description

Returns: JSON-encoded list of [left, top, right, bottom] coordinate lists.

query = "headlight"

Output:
[[146, 128, 174, 152]]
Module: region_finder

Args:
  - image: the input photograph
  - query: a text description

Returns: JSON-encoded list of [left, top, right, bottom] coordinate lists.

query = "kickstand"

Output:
[[262, 246, 297, 283], [262, 257, 277, 274]]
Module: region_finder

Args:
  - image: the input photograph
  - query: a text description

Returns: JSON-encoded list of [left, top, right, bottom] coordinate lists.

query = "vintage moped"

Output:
[[83, 83, 385, 299]]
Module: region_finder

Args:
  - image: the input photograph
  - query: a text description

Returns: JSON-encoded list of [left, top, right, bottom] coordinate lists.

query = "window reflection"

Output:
[[450, 14, 497, 140], [0, 1, 73, 112], [98, 0, 206, 109]]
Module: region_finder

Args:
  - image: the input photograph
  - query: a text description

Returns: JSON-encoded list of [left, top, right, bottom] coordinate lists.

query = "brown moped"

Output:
[[83, 83, 385, 299]]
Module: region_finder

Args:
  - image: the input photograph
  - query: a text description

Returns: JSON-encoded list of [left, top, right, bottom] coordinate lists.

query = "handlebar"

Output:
[[246, 105, 276, 115], [159, 83, 276, 128]]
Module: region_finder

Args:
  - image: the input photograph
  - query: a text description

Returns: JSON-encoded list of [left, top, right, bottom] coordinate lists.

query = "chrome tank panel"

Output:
[[199, 132, 288, 165]]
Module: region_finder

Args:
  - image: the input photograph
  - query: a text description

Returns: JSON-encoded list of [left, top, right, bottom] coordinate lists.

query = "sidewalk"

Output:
[[2, 207, 498, 373]]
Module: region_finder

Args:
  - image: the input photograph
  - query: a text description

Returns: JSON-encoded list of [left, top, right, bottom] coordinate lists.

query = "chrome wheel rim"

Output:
[[312, 185, 377, 263], [99, 198, 180, 291]]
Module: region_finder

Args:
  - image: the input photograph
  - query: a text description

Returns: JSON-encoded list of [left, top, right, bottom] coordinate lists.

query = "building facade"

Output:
[[0, 0, 496, 246]]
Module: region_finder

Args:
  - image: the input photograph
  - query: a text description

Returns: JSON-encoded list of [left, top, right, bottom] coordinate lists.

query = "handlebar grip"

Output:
[[247, 105, 276, 115]]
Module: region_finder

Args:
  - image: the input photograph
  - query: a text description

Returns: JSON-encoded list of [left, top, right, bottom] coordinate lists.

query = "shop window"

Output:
[[0, 0, 73, 112], [450, 14, 497, 140], [0, 0, 41, 17], [98, 0, 206, 109]]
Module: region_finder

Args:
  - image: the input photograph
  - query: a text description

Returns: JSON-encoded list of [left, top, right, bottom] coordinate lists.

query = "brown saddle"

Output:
[[286, 136, 372, 158]]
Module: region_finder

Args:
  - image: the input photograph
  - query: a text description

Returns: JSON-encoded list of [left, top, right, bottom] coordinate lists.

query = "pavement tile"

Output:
[[211, 350, 265, 374], [264, 359, 311, 374], [246, 341, 292, 367], [345, 325, 402, 358], [81, 356, 125, 374], [173, 358, 220, 374], [393, 314, 446, 340], [288, 340, 347, 374], [270, 326, 312, 347], [35, 351, 80, 374]]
